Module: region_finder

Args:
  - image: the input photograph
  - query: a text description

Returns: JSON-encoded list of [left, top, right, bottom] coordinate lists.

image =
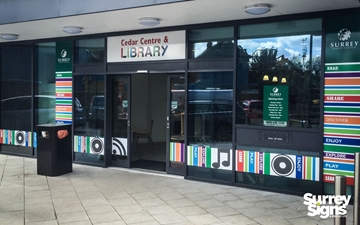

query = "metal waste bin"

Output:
[[36, 124, 72, 176]]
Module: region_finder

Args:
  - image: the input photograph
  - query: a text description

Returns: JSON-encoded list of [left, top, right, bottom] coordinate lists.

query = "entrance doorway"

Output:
[[130, 74, 185, 173], [107, 73, 185, 174], [130, 73, 168, 172]]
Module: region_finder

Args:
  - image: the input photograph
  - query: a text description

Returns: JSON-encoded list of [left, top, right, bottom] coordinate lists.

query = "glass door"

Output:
[[166, 75, 185, 175], [110, 75, 131, 167]]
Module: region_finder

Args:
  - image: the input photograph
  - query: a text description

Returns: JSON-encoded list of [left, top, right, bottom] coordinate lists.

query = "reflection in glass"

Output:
[[236, 19, 322, 128], [0, 45, 32, 155], [187, 72, 234, 182], [73, 75, 105, 165], [1, 45, 32, 132], [188, 72, 234, 145], [75, 38, 105, 64], [35, 43, 56, 130], [189, 27, 234, 59]]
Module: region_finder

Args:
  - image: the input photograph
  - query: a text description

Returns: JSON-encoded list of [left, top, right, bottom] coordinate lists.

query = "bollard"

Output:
[[334, 175, 346, 225], [354, 152, 360, 225]]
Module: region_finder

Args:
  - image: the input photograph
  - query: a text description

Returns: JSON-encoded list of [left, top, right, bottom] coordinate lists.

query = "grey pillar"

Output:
[[334, 175, 346, 225]]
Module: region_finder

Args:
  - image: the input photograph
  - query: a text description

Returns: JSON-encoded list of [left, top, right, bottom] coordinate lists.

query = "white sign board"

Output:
[[107, 30, 185, 62]]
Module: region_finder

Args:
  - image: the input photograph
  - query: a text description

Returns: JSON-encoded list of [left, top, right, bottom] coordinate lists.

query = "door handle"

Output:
[[166, 123, 169, 129]]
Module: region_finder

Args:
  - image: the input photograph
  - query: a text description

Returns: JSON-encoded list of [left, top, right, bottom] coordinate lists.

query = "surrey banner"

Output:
[[55, 41, 73, 124], [324, 14, 360, 185]]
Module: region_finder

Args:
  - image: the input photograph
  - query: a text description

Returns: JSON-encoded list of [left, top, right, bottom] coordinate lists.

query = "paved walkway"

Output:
[[0, 154, 354, 225]]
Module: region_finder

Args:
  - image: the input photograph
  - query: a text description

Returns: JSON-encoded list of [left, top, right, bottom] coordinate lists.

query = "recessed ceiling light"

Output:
[[0, 33, 19, 40], [62, 26, 83, 34], [245, 4, 271, 15], [139, 17, 161, 27]]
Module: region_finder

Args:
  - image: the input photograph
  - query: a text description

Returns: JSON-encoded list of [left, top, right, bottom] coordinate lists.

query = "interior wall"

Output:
[[131, 74, 149, 132], [148, 73, 167, 143], [131, 73, 167, 143]]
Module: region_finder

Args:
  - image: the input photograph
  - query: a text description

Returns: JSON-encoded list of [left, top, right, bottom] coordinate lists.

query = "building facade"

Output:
[[0, 2, 360, 196]]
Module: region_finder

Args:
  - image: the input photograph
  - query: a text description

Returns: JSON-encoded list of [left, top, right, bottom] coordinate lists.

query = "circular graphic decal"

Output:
[[15, 131, 25, 146], [91, 138, 104, 154], [271, 154, 294, 177], [112, 138, 126, 156]]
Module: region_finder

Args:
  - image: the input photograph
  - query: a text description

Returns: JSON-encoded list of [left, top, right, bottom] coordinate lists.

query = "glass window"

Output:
[[75, 38, 105, 64], [236, 19, 322, 128], [0, 45, 32, 155], [1, 45, 32, 131], [34, 43, 56, 130], [187, 71, 233, 182], [73, 75, 105, 165], [189, 27, 234, 59], [188, 72, 234, 144]]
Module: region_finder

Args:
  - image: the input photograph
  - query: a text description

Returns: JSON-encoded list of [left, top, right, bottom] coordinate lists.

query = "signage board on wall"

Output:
[[107, 31, 186, 62], [55, 41, 73, 124], [263, 85, 288, 127], [323, 14, 360, 185]]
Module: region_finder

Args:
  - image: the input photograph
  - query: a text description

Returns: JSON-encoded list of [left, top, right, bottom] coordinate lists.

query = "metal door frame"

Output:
[[166, 74, 186, 175], [105, 74, 131, 168]]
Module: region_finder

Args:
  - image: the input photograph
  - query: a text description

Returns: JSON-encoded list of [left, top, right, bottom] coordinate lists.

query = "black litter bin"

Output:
[[36, 124, 72, 176]]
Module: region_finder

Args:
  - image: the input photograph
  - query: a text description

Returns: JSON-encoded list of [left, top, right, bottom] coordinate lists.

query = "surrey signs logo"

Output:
[[330, 28, 358, 50], [303, 193, 350, 219]]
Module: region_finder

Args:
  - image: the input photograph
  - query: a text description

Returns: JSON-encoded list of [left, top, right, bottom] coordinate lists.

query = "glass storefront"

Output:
[[234, 18, 323, 193], [236, 18, 322, 128], [187, 71, 233, 182], [4, 13, 358, 196]]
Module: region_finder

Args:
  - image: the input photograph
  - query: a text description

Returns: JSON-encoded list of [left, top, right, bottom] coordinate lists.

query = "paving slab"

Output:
[[0, 154, 356, 225]]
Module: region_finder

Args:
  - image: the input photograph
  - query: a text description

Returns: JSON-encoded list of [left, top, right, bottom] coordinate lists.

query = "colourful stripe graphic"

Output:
[[187, 146, 232, 171], [56, 71, 72, 124], [170, 142, 184, 162], [324, 62, 360, 185], [236, 150, 320, 181], [0, 129, 33, 147], [73, 135, 104, 155], [325, 78, 360, 85], [325, 64, 360, 72]]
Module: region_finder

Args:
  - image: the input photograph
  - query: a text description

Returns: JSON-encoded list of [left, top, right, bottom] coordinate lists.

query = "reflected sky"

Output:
[[238, 35, 322, 62]]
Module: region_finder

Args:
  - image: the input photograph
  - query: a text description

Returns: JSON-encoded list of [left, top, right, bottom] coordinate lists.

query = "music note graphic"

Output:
[[212, 149, 231, 169]]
